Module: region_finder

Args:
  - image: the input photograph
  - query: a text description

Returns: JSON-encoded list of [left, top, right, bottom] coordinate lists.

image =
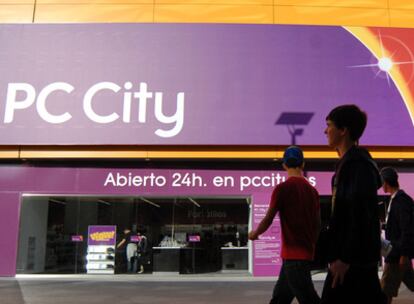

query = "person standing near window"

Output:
[[380, 167, 414, 304], [117, 228, 137, 273], [136, 230, 148, 274]]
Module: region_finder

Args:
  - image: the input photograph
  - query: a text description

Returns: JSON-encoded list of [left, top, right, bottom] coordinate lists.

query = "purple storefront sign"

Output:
[[0, 24, 413, 146], [88, 226, 116, 246], [0, 165, 410, 277], [188, 235, 201, 243], [71, 235, 83, 242]]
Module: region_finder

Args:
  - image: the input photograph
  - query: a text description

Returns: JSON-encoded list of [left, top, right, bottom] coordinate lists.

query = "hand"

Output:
[[248, 231, 259, 241], [399, 256, 409, 271], [329, 259, 350, 288]]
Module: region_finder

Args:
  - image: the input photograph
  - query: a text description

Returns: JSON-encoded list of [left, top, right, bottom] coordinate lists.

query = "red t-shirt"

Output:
[[269, 176, 320, 260]]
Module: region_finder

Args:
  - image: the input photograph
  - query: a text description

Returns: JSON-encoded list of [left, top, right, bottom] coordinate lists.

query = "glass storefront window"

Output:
[[16, 196, 250, 275]]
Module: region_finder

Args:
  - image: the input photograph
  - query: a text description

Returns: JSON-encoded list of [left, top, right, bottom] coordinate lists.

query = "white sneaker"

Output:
[[138, 266, 144, 274]]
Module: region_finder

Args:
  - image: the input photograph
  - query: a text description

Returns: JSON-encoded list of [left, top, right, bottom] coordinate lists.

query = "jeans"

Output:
[[127, 256, 137, 273], [270, 260, 320, 304]]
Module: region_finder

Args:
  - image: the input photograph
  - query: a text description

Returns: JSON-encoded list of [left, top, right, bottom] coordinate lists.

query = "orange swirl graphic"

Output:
[[345, 26, 414, 126]]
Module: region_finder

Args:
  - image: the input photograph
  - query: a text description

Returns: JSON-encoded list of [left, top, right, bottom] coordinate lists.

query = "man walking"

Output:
[[380, 167, 414, 303], [249, 145, 321, 304], [321, 104, 386, 304]]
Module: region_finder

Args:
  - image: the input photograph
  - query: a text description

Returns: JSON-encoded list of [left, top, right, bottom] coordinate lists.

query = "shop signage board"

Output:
[[0, 24, 413, 145], [87, 225, 116, 246], [1, 166, 413, 276]]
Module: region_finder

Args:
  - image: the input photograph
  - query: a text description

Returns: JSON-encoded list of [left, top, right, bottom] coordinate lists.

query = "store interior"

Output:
[[16, 196, 250, 275], [16, 194, 387, 275]]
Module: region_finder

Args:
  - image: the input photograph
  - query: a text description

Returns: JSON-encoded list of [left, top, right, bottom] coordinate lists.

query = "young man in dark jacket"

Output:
[[380, 167, 414, 303], [321, 104, 386, 304]]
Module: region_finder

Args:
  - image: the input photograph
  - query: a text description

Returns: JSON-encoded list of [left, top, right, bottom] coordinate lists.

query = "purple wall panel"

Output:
[[0, 192, 21, 276], [0, 165, 412, 276], [0, 24, 413, 146]]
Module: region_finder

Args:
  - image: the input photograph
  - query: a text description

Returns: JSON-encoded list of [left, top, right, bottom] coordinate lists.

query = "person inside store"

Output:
[[379, 167, 414, 304], [249, 145, 321, 304], [321, 104, 386, 304], [117, 227, 137, 273], [136, 230, 148, 274]]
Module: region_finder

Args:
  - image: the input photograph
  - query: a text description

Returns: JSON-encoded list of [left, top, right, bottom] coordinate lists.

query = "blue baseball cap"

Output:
[[283, 146, 304, 167]]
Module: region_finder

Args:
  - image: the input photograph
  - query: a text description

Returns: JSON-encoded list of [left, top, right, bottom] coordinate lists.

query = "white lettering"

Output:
[[37, 82, 74, 124], [4, 81, 186, 138], [122, 82, 133, 123], [84, 82, 121, 123], [104, 173, 116, 186], [240, 176, 251, 191], [134, 82, 152, 123], [103, 172, 167, 188], [308, 176, 316, 187], [261, 176, 271, 187], [239, 173, 287, 191], [154, 92, 185, 138], [213, 176, 225, 187], [4, 83, 36, 123]]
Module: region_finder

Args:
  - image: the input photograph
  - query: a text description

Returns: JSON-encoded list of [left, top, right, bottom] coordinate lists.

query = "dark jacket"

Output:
[[385, 190, 414, 263], [138, 235, 148, 254], [327, 146, 382, 265]]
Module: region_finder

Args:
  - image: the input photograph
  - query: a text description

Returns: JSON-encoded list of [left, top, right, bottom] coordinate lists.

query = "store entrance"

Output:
[[16, 195, 250, 275]]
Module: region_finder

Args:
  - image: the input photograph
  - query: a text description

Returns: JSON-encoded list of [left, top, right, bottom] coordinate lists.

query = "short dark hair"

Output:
[[326, 104, 367, 141], [380, 167, 399, 188]]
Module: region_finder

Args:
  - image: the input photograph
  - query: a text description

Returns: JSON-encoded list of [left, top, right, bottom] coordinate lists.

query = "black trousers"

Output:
[[269, 260, 320, 304], [321, 265, 386, 304]]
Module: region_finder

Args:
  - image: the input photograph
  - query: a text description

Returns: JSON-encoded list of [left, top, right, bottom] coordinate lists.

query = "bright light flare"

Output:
[[378, 57, 393, 72]]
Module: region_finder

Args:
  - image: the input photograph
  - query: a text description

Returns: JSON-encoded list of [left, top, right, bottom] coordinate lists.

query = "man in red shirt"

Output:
[[249, 145, 321, 304]]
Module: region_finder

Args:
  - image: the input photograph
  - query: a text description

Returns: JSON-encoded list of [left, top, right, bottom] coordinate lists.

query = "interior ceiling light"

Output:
[[97, 199, 111, 206], [49, 198, 66, 205], [140, 197, 161, 208], [188, 197, 201, 207]]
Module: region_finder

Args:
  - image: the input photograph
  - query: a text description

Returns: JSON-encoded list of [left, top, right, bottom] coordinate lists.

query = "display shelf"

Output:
[[86, 246, 115, 274]]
